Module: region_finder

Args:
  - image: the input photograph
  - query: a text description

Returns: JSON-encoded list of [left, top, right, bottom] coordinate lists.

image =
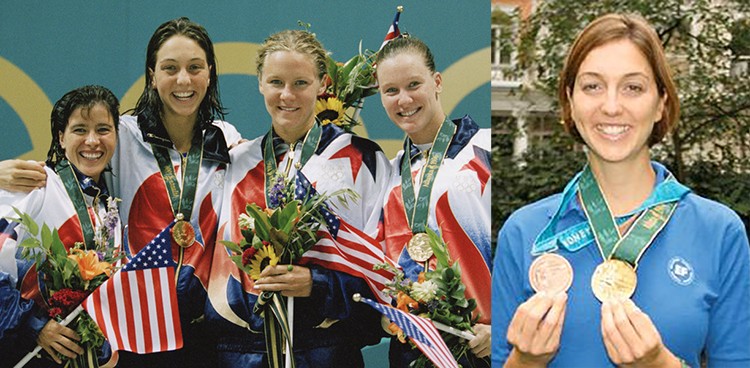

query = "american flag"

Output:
[[294, 171, 395, 304], [380, 6, 403, 50], [357, 295, 458, 368], [83, 222, 183, 353]]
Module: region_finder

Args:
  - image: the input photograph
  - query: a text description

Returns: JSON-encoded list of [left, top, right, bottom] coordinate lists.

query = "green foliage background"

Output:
[[491, 0, 750, 241]]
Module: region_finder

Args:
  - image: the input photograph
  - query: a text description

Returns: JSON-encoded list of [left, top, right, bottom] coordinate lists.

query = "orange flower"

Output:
[[68, 249, 111, 281], [417, 272, 426, 283], [388, 322, 407, 343], [395, 291, 418, 313]]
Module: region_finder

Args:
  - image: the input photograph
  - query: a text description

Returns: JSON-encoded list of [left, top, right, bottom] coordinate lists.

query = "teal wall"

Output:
[[0, 0, 489, 161]]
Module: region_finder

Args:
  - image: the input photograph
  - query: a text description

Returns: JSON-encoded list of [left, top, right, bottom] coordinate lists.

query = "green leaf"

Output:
[[220, 240, 243, 254], [50, 228, 66, 256], [426, 228, 450, 267], [245, 204, 272, 241], [277, 200, 300, 233]]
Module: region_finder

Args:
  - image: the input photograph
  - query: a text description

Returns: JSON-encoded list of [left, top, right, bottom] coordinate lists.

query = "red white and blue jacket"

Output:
[[381, 115, 492, 324], [111, 115, 241, 332], [0, 166, 121, 364], [206, 123, 392, 367]]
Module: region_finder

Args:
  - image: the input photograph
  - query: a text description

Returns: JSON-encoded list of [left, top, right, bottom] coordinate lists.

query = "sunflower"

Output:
[[248, 244, 280, 280], [315, 97, 347, 127]]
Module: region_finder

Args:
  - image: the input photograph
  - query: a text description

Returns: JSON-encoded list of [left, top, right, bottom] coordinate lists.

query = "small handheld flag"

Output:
[[83, 222, 183, 353], [380, 6, 404, 50], [353, 293, 458, 368]]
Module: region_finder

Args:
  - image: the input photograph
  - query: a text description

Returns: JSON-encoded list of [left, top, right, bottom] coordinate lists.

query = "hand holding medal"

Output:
[[529, 253, 573, 295], [600, 299, 680, 366], [505, 291, 568, 366]]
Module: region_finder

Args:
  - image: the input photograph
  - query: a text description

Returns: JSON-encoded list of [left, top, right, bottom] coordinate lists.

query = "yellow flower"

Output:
[[249, 244, 280, 280], [314, 97, 347, 127], [68, 249, 111, 281]]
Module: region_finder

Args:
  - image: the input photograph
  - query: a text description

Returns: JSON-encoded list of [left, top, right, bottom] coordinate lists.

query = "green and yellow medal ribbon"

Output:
[[258, 122, 321, 368], [400, 118, 455, 264], [56, 160, 96, 249], [262, 122, 322, 207], [579, 165, 679, 266]]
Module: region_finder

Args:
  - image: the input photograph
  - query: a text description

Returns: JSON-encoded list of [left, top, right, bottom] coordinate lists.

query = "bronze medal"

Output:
[[172, 218, 195, 248], [406, 233, 433, 262], [529, 253, 573, 295], [591, 259, 637, 303]]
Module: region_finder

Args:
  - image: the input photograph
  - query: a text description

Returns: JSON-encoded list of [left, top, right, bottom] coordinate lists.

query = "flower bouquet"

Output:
[[221, 172, 358, 368], [10, 198, 122, 368], [375, 229, 481, 368], [315, 43, 379, 132]]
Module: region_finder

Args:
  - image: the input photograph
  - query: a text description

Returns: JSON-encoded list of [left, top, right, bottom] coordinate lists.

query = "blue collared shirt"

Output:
[[492, 162, 750, 367]]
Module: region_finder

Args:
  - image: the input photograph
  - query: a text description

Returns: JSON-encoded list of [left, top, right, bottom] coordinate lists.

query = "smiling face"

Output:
[[569, 39, 666, 166], [377, 51, 445, 144], [150, 35, 210, 125], [258, 50, 325, 143], [58, 103, 116, 182]]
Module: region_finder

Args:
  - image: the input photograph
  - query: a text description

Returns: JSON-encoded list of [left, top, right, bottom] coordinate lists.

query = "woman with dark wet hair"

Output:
[[1, 85, 121, 367]]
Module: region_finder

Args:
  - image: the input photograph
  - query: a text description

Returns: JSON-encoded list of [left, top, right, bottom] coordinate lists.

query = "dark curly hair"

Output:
[[46, 85, 120, 168]]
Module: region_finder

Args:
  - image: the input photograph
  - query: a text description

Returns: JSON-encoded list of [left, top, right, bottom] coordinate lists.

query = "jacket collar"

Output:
[[138, 112, 230, 164]]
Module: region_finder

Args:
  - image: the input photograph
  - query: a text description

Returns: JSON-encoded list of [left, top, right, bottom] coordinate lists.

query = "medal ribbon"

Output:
[[578, 165, 682, 266], [253, 291, 295, 368], [532, 162, 689, 255], [262, 122, 322, 207], [258, 122, 321, 368], [56, 160, 96, 249], [400, 118, 456, 234], [151, 138, 202, 220]]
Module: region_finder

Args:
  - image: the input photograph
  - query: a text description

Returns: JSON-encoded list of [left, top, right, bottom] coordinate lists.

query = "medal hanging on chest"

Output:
[[57, 160, 97, 249], [400, 118, 456, 265], [152, 139, 202, 248], [579, 165, 680, 302]]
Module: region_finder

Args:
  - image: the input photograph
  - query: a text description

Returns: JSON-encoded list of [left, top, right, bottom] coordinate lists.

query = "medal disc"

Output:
[[528, 253, 573, 294], [172, 219, 196, 248], [406, 233, 433, 262], [591, 259, 637, 303]]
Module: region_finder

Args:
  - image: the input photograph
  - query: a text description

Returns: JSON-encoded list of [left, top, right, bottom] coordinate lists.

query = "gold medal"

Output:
[[591, 259, 637, 303], [171, 214, 195, 248], [406, 233, 433, 262], [529, 253, 573, 295]]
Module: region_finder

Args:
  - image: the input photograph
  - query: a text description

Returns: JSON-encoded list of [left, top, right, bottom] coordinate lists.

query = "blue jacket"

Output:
[[492, 163, 750, 367]]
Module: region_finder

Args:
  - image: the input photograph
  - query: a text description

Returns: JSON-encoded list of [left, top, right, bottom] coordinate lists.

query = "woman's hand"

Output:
[[505, 292, 567, 368], [0, 159, 46, 192], [37, 319, 83, 364], [468, 323, 491, 358], [600, 299, 681, 368], [254, 264, 313, 297]]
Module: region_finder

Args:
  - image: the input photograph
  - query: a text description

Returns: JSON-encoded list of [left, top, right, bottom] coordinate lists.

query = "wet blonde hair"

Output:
[[256, 29, 327, 80]]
